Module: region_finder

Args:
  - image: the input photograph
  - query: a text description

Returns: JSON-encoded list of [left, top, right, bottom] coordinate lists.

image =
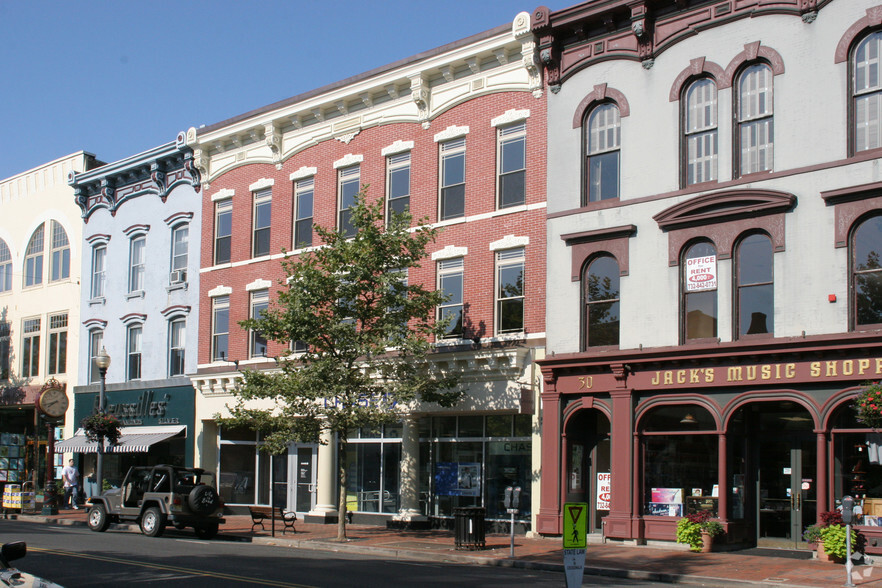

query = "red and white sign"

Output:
[[685, 255, 717, 292], [596, 472, 610, 511]]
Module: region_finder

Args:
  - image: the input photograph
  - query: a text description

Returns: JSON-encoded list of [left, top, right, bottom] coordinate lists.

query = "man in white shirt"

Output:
[[62, 459, 80, 509]]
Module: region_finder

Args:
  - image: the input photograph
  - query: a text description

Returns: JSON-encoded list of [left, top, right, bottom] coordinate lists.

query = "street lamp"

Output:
[[95, 347, 111, 495]]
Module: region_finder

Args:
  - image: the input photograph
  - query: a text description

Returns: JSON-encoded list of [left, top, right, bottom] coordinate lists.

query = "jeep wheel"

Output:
[[140, 506, 166, 537], [87, 504, 110, 532], [188, 485, 220, 515], [194, 524, 219, 540]]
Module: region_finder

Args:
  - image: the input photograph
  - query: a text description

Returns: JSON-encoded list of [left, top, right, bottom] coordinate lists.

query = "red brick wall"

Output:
[[198, 91, 547, 366]]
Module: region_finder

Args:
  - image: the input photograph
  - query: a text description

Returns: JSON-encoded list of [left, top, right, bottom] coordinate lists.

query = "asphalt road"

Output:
[[1, 519, 673, 587]]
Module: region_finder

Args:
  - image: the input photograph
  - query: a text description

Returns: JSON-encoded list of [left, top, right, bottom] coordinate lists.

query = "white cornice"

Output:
[[381, 140, 414, 157], [211, 188, 234, 202], [245, 278, 272, 292], [491, 109, 530, 127], [290, 166, 317, 181], [249, 178, 275, 192], [489, 234, 529, 250], [433, 125, 470, 143], [431, 245, 468, 260], [333, 154, 364, 169], [208, 285, 232, 298]]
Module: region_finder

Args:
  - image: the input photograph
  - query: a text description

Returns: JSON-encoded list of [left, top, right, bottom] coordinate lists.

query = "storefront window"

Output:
[[346, 424, 401, 513], [832, 403, 882, 524], [218, 426, 262, 505], [641, 405, 718, 517]]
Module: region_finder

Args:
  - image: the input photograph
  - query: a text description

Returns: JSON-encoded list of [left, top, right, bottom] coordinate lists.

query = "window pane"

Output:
[[684, 242, 717, 340], [588, 151, 619, 202], [739, 284, 773, 335], [442, 151, 465, 186], [588, 104, 620, 153], [498, 298, 524, 332], [739, 234, 773, 285], [219, 444, 257, 504], [500, 170, 526, 208], [855, 216, 882, 326], [215, 236, 231, 265], [389, 165, 410, 200], [857, 272, 882, 325], [441, 184, 465, 220]]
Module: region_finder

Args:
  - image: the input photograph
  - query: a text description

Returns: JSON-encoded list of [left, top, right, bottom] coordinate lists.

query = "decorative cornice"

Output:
[[208, 285, 233, 298], [122, 224, 150, 237], [669, 57, 728, 101], [290, 166, 318, 181], [433, 125, 470, 143], [245, 278, 272, 292], [120, 312, 147, 326], [653, 189, 797, 231], [491, 109, 530, 128], [561, 225, 637, 246], [211, 188, 234, 202], [835, 5, 882, 64], [333, 154, 364, 169], [249, 178, 275, 192], [164, 211, 194, 227], [572, 84, 630, 129], [161, 305, 191, 318], [489, 234, 529, 251], [381, 140, 415, 157], [82, 318, 107, 330], [85, 233, 111, 245], [431, 245, 468, 260]]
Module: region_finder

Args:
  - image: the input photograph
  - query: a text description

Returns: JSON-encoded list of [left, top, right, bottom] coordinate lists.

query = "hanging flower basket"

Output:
[[81, 412, 122, 446], [854, 382, 882, 429]]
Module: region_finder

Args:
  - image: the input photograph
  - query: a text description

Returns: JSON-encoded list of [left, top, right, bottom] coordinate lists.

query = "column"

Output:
[[604, 387, 635, 539], [309, 428, 337, 517], [394, 416, 425, 521], [717, 432, 728, 522], [536, 383, 562, 535], [816, 430, 827, 523]]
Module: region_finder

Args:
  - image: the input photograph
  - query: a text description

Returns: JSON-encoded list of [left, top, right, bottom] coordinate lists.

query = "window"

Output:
[[250, 290, 269, 358], [387, 153, 411, 224], [169, 318, 186, 377], [171, 224, 188, 272], [212, 295, 230, 361], [294, 177, 314, 249], [440, 138, 466, 220], [23, 224, 44, 287], [129, 235, 146, 292], [853, 214, 882, 327], [735, 233, 773, 337], [47, 312, 67, 375], [253, 189, 272, 257], [585, 103, 621, 203], [338, 165, 360, 238], [215, 199, 233, 264], [91, 245, 106, 299], [736, 63, 774, 176], [89, 330, 103, 383], [127, 324, 142, 380], [684, 79, 718, 185], [498, 122, 526, 208], [438, 258, 464, 338], [854, 31, 882, 153], [0, 239, 11, 293], [0, 321, 10, 380], [682, 241, 718, 341], [21, 317, 40, 378], [496, 248, 525, 334], [583, 255, 620, 348], [49, 221, 70, 282]]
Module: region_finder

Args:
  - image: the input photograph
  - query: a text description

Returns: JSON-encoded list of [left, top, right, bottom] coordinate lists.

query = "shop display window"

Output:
[[832, 405, 882, 526]]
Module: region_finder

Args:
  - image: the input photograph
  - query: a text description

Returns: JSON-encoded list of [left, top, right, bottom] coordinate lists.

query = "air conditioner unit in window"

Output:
[[169, 269, 187, 284]]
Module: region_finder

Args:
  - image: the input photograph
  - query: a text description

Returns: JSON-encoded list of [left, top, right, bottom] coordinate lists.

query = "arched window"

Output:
[[582, 255, 620, 349], [736, 63, 774, 176], [682, 241, 717, 341], [584, 103, 620, 203], [684, 78, 718, 185], [0, 239, 11, 293], [853, 214, 882, 328], [49, 221, 70, 282], [735, 233, 773, 338], [23, 224, 44, 287], [853, 31, 882, 153]]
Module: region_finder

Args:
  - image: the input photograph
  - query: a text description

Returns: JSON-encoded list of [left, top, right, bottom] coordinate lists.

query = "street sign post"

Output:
[[563, 502, 587, 588]]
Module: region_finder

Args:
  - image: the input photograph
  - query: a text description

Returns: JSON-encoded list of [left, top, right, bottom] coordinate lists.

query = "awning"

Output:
[[55, 425, 186, 453]]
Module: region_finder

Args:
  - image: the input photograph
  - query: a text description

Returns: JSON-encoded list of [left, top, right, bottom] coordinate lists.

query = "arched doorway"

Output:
[[729, 400, 816, 549], [564, 408, 610, 533]]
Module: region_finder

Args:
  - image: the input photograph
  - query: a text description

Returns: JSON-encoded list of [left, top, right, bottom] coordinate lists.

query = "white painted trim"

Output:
[[210, 188, 234, 202], [491, 109, 530, 127], [333, 153, 364, 169], [249, 178, 275, 192], [433, 126, 470, 143], [431, 245, 468, 260], [208, 285, 232, 298], [381, 140, 415, 157], [245, 278, 272, 292], [290, 166, 318, 181], [489, 234, 529, 250]]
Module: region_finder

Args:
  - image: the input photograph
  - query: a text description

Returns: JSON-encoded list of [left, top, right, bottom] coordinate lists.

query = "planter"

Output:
[[700, 531, 713, 553], [816, 542, 842, 563]]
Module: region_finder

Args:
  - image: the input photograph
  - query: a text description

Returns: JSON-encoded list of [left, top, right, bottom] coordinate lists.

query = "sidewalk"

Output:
[[9, 508, 882, 587]]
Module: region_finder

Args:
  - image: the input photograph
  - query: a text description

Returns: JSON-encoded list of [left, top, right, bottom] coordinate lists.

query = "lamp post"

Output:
[[94, 347, 111, 496]]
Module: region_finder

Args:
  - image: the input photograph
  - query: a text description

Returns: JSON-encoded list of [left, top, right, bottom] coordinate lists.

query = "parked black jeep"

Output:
[[87, 464, 224, 539]]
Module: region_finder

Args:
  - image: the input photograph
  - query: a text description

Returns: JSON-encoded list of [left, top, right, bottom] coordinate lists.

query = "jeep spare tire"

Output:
[[188, 485, 220, 514]]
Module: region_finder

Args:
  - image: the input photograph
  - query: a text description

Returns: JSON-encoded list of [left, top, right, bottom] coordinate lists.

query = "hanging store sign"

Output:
[[685, 255, 716, 292]]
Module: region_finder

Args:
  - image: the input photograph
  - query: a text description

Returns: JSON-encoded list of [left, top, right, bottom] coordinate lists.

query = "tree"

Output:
[[223, 190, 461, 541]]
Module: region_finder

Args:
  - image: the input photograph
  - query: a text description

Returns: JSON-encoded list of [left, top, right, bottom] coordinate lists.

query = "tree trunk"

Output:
[[337, 434, 348, 541]]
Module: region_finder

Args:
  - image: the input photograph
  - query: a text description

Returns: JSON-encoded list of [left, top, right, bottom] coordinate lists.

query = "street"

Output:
[[0, 520, 675, 587]]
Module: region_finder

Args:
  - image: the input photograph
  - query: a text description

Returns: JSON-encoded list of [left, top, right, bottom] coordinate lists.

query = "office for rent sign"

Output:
[[685, 255, 716, 291]]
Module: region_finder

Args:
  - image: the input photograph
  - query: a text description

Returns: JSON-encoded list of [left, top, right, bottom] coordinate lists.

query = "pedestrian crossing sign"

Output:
[[563, 502, 587, 548]]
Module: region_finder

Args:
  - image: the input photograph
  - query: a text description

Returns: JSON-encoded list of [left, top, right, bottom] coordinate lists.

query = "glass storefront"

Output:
[[346, 424, 401, 514]]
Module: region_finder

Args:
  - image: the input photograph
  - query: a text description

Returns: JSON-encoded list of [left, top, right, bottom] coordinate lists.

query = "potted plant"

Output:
[[820, 524, 858, 563], [676, 511, 723, 552], [803, 523, 823, 548], [807, 511, 843, 561], [854, 381, 882, 429], [81, 412, 122, 447]]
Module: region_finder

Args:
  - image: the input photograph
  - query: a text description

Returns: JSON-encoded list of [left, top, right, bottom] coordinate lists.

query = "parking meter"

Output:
[[512, 486, 521, 510], [842, 495, 855, 525], [504, 486, 513, 509]]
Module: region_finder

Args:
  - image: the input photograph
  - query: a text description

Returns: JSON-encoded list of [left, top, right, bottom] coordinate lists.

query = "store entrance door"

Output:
[[292, 445, 317, 514], [564, 408, 611, 533]]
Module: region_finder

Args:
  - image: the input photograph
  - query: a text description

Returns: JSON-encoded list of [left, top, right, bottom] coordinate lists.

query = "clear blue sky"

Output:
[[0, 1, 565, 180]]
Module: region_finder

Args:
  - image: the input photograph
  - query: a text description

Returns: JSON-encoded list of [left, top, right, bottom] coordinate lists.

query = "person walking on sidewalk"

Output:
[[62, 459, 80, 509]]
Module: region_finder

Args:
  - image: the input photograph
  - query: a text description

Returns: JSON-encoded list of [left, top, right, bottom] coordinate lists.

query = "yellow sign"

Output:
[[563, 502, 588, 548]]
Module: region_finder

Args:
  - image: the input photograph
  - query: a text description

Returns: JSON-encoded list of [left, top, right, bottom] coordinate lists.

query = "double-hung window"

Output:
[[171, 224, 188, 276], [129, 235, 146, 293], [853, 214, 882, 328], [250, 290, 269, 358], [736, 63, 774, 176], [294, 178, 314, 249], [854, 31, 882, 153], [253, 189, 272, 257], [438, 258, 464, 338], [0, 321, 9, 380], [215, 199, 233, 264], [169, 318, 186, 377], [440, 138, 466, 220], [684, 79, 718, 185], [339, 165, 360, 238], [89, 330, 103, 383], [387, 153, 411, 224], [682, 241, 718, 341], [21, 317, 40, 378], [496, 248, 525, 334], [735, 234, 773, 337], [23, 224, 44, 287], [583, 255, 620, 348], [127, 324, 142, 380], [585, 104, 621, 203], [49, 221, 70, 282], [47, 312, 68, 375], [212, 295, 230, 362], [498, 122, 526, 208], [0, 240, 11, 293], [91, 245, 106, 299]]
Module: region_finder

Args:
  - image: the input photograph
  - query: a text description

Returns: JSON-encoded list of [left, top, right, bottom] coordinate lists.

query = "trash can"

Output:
[[453, 507, 486, 550]]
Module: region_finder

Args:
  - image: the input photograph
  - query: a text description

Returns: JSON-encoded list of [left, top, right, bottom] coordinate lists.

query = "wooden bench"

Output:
[[248, 505, 297, 534]]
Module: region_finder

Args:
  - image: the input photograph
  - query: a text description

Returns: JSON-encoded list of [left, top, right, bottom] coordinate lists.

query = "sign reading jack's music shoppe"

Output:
[[557, 357, 882, 394]]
